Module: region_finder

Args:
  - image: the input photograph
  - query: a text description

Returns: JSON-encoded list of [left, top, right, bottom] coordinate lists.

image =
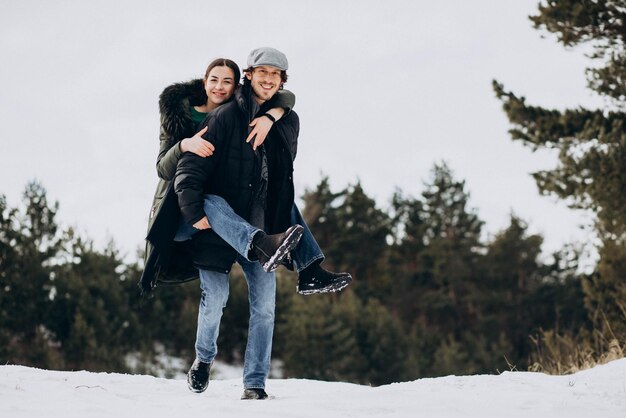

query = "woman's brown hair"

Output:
[[204, 58, 241, 85]]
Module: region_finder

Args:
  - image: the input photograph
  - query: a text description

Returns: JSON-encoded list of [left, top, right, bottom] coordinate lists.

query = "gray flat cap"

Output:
[[246, 47, 288, 71]]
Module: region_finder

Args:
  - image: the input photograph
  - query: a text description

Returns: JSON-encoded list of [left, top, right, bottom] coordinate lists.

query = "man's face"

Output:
[[246, 65, 282, 104]]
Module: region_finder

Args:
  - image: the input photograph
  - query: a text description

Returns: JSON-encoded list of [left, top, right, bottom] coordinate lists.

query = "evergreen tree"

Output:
[[389, 189, 426, 274], [49, 238, 143, 371], [302, 178, 392, 301], [481, 215, 545, 362], [0, 195, 16, 360], [582, 239, 626, 339], [0, 182, 165, 371], [530, 0, 626, 104], [419, 163, 484, 339], [141, 281, 199, 358], [387, 190, 434, 340], [494, 0, 626, 340], [379, 164, 491, 377], [0, 182, 64, 367], [332, 182, 392, 300], [280, 292, 363, 382], [480, 216, 582, 367], [271, 269, 300, 360], [356, 298, 410, 385], [301, 176, 343, 255]]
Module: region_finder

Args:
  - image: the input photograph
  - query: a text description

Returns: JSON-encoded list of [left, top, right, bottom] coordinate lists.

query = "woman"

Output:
[[140, 58, 351, 295]]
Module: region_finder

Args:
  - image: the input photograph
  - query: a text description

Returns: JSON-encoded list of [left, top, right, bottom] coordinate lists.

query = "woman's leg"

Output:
[[173, 218, 198, 242], [288, 205, 352, 295], [195, 268, 230, 363], [201, 195, 302, 270], [201, 194, 261, 261], [203, 196, 326, 270], [187, 267, 229, 393], [289, 204, 325, 272]]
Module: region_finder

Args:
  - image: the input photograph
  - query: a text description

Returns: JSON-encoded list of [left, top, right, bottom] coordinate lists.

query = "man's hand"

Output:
[[246, 116, 274, 151], [181, 126, 215, 157], [193, 216, 211, 230]]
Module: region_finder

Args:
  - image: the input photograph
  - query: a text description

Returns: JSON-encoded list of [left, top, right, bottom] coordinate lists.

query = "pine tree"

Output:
[[389, 189, 426, 274], [332, 182, 392, 300], [419, 163, 484, 338], [301, 178, 392, 301], [49, 238, 143, 371], [280, 292, 363, 382], [494, 0, 626, 340], [0, 182, 64, 367], [301, 176, 343, 255], [387, 190, 431, 327], [481, 215, 545, 362], [530, 0, 626, 104], [356, 298, 410, 385], [0, 195, 16, 360]]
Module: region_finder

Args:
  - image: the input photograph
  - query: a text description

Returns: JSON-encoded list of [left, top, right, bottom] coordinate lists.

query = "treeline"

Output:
[[278, 165, 592, 383], [0, 182, 150, 372], [0, 163, 603, 384]]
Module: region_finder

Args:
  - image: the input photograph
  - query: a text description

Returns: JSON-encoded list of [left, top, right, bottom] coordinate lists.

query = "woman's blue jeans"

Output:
[[175, 194, 324, 272]]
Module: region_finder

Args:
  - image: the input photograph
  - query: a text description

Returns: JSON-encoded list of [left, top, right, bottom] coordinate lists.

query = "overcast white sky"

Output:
[[0, 0, 603, 264]]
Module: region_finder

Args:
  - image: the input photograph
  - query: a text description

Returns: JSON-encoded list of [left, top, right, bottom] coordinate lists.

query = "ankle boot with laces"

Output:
[[250, 225, 304, 272]]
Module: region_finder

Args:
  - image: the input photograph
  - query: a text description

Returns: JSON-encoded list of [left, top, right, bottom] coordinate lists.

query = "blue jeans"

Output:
[[175, 194, 324, 272], [289, 203, 324, 271], [195, 255, 276, 389]]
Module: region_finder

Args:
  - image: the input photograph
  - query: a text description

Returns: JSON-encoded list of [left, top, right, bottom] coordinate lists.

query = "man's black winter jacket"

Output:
[[175, 83, 299, 272]]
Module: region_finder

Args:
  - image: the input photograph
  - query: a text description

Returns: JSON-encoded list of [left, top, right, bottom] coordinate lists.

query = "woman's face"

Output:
[[205, 65, 236, 107]]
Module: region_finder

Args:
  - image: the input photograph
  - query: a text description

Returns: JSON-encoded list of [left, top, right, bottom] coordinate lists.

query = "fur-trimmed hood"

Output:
[[158, 79, 207, 140]]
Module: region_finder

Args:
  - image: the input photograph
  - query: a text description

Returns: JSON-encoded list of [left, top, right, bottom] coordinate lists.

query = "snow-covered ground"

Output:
[[2, 359, 625, 418]]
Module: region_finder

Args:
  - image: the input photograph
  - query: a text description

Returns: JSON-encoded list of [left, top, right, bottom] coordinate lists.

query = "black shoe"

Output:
[[251, 225, 304, 272], [187, 359, 211, 393], [241, 388, 269, 400], [297, 264, 352, 295]]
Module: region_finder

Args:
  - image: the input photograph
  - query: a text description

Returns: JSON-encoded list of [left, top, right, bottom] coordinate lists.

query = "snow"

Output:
[[2, 359, 625, 418]]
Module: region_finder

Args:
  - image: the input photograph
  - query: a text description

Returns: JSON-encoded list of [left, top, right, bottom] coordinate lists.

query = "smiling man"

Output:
[[174, 47, 302, 400]]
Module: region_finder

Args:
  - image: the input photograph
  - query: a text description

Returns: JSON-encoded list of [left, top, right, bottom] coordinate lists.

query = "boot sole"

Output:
[[241, 393, 271, 400], [187, 374, 208, 393], [241, 388, 271, 400], [262, 225, 304, 272], [297, 275, 352, 296]]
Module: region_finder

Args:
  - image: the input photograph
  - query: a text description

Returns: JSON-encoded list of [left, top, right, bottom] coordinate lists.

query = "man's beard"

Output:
[[252, 82, 277, 103]]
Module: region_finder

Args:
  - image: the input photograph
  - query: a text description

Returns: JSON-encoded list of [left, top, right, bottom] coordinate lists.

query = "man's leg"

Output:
[[188, 268, 229, 392], [238, 255, 276, 391]]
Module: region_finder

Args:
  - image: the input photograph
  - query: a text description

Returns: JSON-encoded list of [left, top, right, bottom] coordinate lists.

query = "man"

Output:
[[175, 47, 307, 400]]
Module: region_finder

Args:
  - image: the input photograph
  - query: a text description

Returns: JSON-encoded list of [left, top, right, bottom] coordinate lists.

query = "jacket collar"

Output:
[[159, 79, 206, 139], [235, 82, 263, 122]]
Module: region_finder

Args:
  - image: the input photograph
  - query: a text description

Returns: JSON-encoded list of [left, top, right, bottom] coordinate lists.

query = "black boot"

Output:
[[250, 225, 304, 272], [297, 263, 352, 295], [241, 388, 269, 400], [187, 359, 211, 393]]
